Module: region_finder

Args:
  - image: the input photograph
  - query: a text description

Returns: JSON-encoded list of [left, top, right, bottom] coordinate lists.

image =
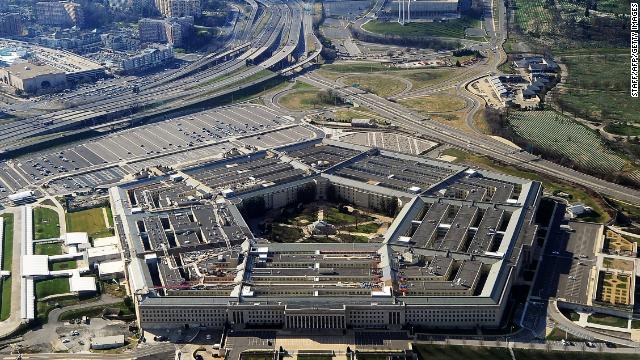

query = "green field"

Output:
[[507, 111, 627, 174], [320, 62, 401, 74], [342, 74, 406, 97], [557, 54, 639, 125], [51, 260, 77, 271], [363, 17, 481, 39], [336, 233, 369, 243], [1, 214, 14, 271], [269, 224, 304, 243], [59, 301, 134, 321], [604, 123, 640, 137], [35, 243, 63, 256], [324, 208, 361, 226], [66, 207, 113, 239], [587, 313, 629, 328], [319, 63, 455, 91], [0, 278, 11, 321], [279, 90, 338, 110], [33, 207, 60, 240], [35, 278, 70, 299], [343, 222, 380, 234]]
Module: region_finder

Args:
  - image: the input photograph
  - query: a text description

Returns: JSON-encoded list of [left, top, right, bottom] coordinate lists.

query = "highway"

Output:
[[300, 73, 640, 205], [0, 0, 310, 156]]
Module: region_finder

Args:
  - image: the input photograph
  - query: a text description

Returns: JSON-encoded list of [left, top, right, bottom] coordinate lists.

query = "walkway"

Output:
[[0, 207, 25, 339], [36, 197, 67, 237]]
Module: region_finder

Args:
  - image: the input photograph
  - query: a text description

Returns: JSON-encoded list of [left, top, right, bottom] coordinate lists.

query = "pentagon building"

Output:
[[111, 139, 542, 331]]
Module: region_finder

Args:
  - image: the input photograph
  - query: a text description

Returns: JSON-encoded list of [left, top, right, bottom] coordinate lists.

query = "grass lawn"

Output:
[[269, 224, 304, 243], [545, 327, 586, 341], [558, 54, 640, 124], [415, 344, 640, 359], [35, 278, 70, 299], [1, 214, 14, 271], [33, 207, 60, 240], [51, 260, 77, 271], [301, 236, 340, 243], [605, 198, 640, 223], [400, 70, 456, 89], [513, 349, 640, 359], [343, 222, 380, 234], [279, 90, 336, 110], [35, 242, 63, 256], [320, 62, 401, 74], [342, 74, 406, 97], [605, 123, 640, 137], [363, 17, 481, 39], [330, 108, 383, 123], [632, 320, 640, 329], [337, 233, 369, 243], [587, 313, 629, 328], [0, 278, 11, 321], [413, 344, 511, 360], [66, 207, 113, 239], [319, 64, 455, 90], [241, 354, 274, 360], [399, 93, 466, 113], [59, 301, 134, 321], [324, 208, 358, 226], [441, 148, 612, 223]]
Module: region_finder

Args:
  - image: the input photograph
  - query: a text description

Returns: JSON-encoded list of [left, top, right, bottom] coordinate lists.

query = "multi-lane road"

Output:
[[0, 0, 315, 156]]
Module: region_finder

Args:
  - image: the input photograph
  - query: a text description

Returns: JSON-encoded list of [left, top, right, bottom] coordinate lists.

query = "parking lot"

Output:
[[0, 104, 321, 202], [339, 132, 438, 156], [533, 216, 601, 305]]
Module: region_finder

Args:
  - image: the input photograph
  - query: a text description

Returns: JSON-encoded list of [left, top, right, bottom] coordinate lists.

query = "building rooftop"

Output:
[[2, 62, 64, 79]]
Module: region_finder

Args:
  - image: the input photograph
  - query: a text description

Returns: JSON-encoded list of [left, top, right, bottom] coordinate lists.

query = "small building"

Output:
[[119, 44, 175, 74], [567, 203, 593, 219], [91, 335, 125, 350], [0, 62, 67, 95], [8, 190, 35, 205], [65, 232, 89, 247], [98, 260, 125, 280], [87, 244, 121, 264], [69, 272, 97, 294], [92, 236, 119, 248], [22, 255, 50, 277]]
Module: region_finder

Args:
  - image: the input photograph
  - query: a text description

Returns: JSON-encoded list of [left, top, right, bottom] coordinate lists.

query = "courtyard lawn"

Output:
[[66, 207, 113, 239], [33, 207, 60, 240], [269, 224, 304, 243], [0, 278, 11, 321], [35, 278, 70, 299], [324, 208, 357, 226], [343, 222, 380, 234], [587, 313, 629, 328], [34, 243, 63, 256], [1, 214, 14, 271], [51, 260, 77, 271], [337, 233, 369, 243]]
